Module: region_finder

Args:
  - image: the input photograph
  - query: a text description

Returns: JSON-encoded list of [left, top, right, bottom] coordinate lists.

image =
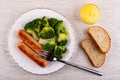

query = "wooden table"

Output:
[[0, 0, 120, 80]]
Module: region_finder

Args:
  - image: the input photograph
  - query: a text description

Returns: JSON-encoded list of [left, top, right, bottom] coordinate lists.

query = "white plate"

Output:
[[8, 9, 75, 74]]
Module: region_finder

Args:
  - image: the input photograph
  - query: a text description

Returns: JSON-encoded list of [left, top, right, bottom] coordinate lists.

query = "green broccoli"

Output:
[[58, 33, 68, 46], [33, 18, 41, 25], [33, 19, 41, 33], [55, 20, 68, 35], [24, 22, 39, 40], [26, 29, 39, 40], [41, 16, 49, 27], [54, 54, 62, 60], [24, 18, 42, 40], [39, 37, 55, 45], [24, 17, 69, 60], [43, 41, 56, 52], [60, 46, 67, 53], [48, 18, 58, 27], [40, 26, 55, 39], [54, 46, 67, 59], [33, 24, 41, 33], [54, 36, 58, 43]]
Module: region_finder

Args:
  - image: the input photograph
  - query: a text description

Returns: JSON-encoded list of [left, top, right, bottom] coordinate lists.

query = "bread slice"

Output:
[[81, 39, 106, 68], [87, 26, 111, 53]]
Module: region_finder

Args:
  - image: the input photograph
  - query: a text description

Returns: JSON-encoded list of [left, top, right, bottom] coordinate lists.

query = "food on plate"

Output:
[[55, 20, 68, 36], [48, 18, 58, 27], [81, 39, 106, 68], [43, 40, 56, 53], [18, 16, 68, 62], [54, 46, 67, 59], [41, 16, 49, 27], [87, 26, 111, 53], [81, 26, 111, 67], [18, 42, 48, 68], [24, 18, 41, 40], [17, 30, 42, 53], [39, 26, 55, 39], [24, 16, 68, 59], [80, 3, 100, 24], [58, 33, 68, 46]]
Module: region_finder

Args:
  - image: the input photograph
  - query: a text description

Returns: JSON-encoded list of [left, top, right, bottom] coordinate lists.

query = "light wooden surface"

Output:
[[0, 0, 120, 80]]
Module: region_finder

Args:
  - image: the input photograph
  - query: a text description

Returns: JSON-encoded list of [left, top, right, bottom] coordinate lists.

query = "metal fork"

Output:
[[36, 51, 103, 76]]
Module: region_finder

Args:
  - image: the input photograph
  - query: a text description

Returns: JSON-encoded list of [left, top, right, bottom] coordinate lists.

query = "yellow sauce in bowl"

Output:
[[80, 3, 100, 24]]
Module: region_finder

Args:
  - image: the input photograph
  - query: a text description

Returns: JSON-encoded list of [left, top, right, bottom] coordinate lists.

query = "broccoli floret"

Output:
[[33, 18, 41, 25], [40, 26, 55, 39], [54, 46, 67, 59], [39, 37, 55, 45], [41, 16, 49, 27], [54, 36, 58, 43], [58, 33, 68, 46], [33, 19, 41, 33], [54, 46, 63, 55], [60, 46, 67, 53], [43, 41, 56, 52], [55, 20, 68, 35], [33, 24, 41, 33], [26, 29, 39, 40], [24, 18, 42, 40], [24, 22, 39, 40], [48, 18, 58, 27], [54, 54, 62, 60]]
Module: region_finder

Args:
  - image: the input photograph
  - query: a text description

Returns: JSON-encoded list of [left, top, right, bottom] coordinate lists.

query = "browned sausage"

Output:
[[17, 30, 42, 53], [18, 42, 48, 68]]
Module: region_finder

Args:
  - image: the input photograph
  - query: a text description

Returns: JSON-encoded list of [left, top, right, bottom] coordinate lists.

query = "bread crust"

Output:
[[81, 39, 106, 68], [87, 26, 111, 53], [18, 42, 48, 68]]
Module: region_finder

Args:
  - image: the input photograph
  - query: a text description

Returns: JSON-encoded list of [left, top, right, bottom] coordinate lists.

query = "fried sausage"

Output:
[[18, 42, 48, 68], [17, 30, 42, 53]]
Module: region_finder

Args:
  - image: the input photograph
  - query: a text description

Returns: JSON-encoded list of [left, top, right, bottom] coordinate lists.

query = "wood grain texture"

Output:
[[0, 0, 120, 80]]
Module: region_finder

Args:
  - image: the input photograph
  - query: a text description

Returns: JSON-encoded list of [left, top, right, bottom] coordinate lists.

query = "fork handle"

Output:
[[57, 59, 103, 76]]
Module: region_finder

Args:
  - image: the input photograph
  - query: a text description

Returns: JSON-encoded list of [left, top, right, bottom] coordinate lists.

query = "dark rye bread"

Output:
[[87, 26, 111, 53], [81, 39, 106, 68]]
